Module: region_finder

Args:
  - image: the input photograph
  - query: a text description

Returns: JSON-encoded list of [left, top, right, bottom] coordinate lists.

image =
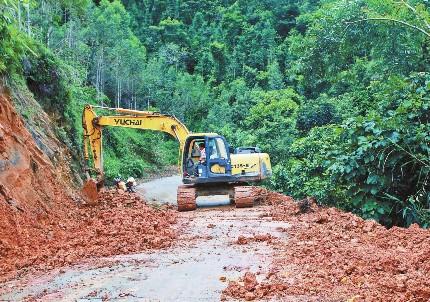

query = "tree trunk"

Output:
[[115, 55, 122, 108], [46, 26, 53, 48], [96, 49, 104, 104], [25, 3, 31, 36], [18, 0, 22, 31]]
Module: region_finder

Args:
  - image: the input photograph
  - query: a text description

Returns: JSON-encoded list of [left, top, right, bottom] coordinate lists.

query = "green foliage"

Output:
[[64, 85, 98, 151], [271, 125, 346, 206], [329, 74, 430, 226], [267, 61, 284, 90], [242, 89, 301, 161], [0, 0, 34, 75], [296, 101, 339, 133], [24, 44, 71, 117], [103, 127, 177, 180]]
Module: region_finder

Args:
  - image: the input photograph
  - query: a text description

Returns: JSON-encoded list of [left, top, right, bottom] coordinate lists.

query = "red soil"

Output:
[[0, 189, 177, 282], [0, 90, 177, 281], [223, 193, 430, 301]]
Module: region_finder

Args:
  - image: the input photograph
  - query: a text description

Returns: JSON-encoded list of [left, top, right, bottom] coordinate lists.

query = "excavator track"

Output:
[[234, 186, 259, 208], [177, 185, 197, 212]]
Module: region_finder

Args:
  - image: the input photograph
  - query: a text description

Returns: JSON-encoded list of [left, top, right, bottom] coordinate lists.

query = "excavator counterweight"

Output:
[[81, 104, 272, 209]]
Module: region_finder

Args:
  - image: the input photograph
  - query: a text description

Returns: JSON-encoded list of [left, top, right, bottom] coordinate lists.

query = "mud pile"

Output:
[[222, 272, 287, 301], [0, 89, 177, 281], [1, 190, 177, 281], [224, 194, 430, 301], [236, 234, 276, 245]]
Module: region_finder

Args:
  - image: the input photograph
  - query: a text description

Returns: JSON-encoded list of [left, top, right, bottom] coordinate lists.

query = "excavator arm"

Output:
[[82, 104, 189, 200]]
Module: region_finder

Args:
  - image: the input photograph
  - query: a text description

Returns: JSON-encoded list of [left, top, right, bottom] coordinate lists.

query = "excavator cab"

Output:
[[182, 134, 233, 184]]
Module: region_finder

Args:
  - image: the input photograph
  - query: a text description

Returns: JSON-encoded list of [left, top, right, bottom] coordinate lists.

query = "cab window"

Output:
[[208, 137, 228, 160], [216, 138, 228, 159], [208, 138, 218, 159]]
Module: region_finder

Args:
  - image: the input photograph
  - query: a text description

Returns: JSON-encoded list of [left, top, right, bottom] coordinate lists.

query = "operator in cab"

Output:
[[194, 142, 206, 177], [198, 143, 206, 163]]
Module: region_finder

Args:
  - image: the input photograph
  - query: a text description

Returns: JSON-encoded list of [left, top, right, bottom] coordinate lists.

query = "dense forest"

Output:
[[1, 0, 429, 227]]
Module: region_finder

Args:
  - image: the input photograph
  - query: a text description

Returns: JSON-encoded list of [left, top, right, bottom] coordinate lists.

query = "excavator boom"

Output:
[[81, 104, 189, 202]]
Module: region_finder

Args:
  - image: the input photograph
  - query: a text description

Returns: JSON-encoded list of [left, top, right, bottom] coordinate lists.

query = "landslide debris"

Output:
[[236, 234, 275, 245], [0, 89, 177, 281], [222, 271, 287, 301], [0, 190, 177, 281], [224, 192, 430, 301]]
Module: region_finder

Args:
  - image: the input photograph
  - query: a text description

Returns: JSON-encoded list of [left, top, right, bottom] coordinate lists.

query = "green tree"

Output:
[[243, 89, 301, 161]]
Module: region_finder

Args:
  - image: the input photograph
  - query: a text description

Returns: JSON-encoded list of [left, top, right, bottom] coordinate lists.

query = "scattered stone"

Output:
[[243, 272, 258, 291], [237, 235, 248, 245]]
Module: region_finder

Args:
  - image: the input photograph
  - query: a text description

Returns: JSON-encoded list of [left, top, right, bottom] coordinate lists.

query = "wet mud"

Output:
[[223, 193, 430, 301], [0, 206, 288, 301]]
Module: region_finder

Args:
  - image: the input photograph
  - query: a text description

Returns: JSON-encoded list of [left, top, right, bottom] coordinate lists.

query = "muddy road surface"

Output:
[[137, 175, 232, 207], [0, 177, 288, 301], [136, 175, 182, 205]]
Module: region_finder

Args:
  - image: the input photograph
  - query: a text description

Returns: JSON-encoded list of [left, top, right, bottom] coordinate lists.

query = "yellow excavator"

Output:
[[82, 104, 272, 211]]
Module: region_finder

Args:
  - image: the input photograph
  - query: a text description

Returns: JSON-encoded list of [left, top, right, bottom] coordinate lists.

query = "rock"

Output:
[[244, 272, 258, 291], [244, 292, 256, 301], [315, 213, 329, 224], [254, 234, 271, 242], [409, 223, 420, 230], [237, 235, 248, 245]]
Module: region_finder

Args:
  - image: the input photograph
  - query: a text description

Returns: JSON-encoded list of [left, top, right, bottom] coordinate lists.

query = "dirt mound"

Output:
[[0, 89, 177, 281], [236, 234, 276, 245], [1, 189, 177, 281], [224, 196, 430, 301], [222, 271, 287, 301]]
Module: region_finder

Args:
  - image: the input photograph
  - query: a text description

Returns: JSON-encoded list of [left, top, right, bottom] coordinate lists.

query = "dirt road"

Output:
[[0, 178, 288, 301], [137, 175, 232, 207]]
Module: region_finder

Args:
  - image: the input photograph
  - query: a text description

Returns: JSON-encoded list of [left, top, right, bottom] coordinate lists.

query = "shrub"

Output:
[[296, 101, 339, 133], [330, 74, 430, 227]]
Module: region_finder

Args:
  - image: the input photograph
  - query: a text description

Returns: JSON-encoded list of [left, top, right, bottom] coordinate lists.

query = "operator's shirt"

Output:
[[200, 148, 206, 161]]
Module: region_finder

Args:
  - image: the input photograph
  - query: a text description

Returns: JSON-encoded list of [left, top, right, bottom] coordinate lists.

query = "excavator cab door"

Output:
[[206, 136, 232, 177]]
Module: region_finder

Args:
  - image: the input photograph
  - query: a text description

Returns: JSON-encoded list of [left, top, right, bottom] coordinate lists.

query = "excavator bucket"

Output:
[[81, 178, 99, 205]]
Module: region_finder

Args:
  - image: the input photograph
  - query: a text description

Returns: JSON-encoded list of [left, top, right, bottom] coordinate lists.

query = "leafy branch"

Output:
[[346, 17, 430, 38], [345, 0, 430, 38]]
